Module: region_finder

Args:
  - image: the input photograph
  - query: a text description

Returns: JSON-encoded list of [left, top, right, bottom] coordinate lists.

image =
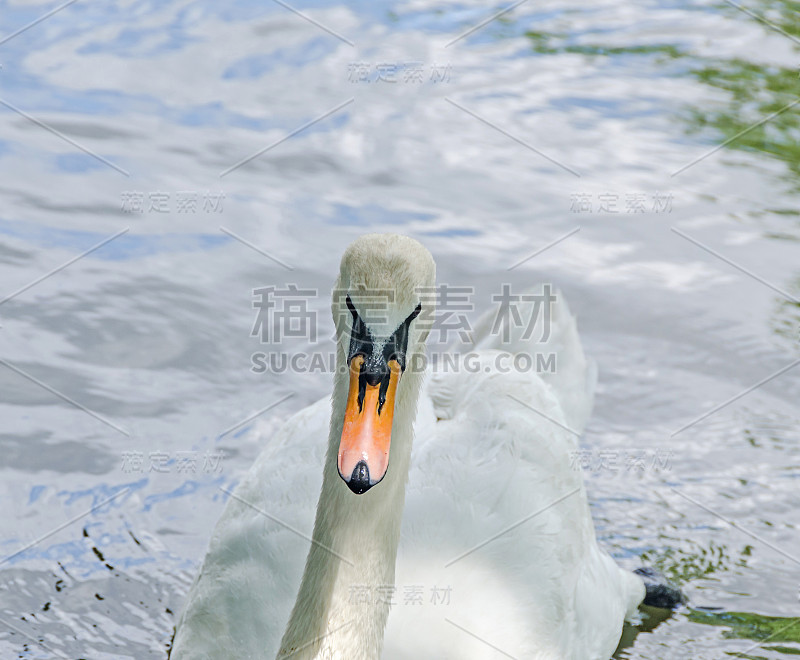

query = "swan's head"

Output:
[[333, 233, 435, 495]]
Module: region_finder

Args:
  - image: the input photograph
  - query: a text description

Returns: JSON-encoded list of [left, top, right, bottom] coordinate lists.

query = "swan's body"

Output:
[[171, 234, 646, 660]]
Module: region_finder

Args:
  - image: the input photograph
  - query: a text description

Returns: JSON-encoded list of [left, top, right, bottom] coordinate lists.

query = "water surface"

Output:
[[0, 0, 799, 657]]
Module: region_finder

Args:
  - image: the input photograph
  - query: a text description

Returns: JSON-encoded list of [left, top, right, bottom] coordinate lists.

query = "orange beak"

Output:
[[338, 355, 401, 494]]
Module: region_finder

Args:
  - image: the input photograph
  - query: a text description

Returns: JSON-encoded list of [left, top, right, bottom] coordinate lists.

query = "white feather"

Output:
[[171, 234, 644, 660]]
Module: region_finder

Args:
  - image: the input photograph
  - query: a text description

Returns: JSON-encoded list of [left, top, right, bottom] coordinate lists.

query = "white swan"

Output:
[[170, 233, 661, 660]]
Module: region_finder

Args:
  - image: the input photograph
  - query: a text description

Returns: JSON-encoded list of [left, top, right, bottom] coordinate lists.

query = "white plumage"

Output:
[[171, 233, 645, 660]]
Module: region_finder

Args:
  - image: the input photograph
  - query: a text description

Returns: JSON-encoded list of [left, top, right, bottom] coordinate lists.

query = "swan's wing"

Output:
[[170, 397, 330, 660], [451, 285, 597, 433], [387, 292, 638, 660], [391, 362, 593, 659]]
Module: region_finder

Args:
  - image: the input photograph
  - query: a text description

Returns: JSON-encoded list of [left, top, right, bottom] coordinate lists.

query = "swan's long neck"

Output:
[[277, 355, 424, 660]]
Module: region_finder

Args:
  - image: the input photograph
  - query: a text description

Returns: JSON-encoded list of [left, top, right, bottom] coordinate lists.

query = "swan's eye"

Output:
[[346, 295, 373, 365], [345, 294, 357, 318]]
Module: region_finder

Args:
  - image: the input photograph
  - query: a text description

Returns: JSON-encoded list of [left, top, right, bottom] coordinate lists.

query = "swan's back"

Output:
[[385, 290, 642, 659]]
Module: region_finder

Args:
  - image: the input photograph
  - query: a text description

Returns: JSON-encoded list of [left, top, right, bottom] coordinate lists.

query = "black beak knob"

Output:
[[347, 460, 372, 494]]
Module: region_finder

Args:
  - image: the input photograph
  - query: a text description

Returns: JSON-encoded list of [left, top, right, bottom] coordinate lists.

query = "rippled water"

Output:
[[0, 0, 798, 658]]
